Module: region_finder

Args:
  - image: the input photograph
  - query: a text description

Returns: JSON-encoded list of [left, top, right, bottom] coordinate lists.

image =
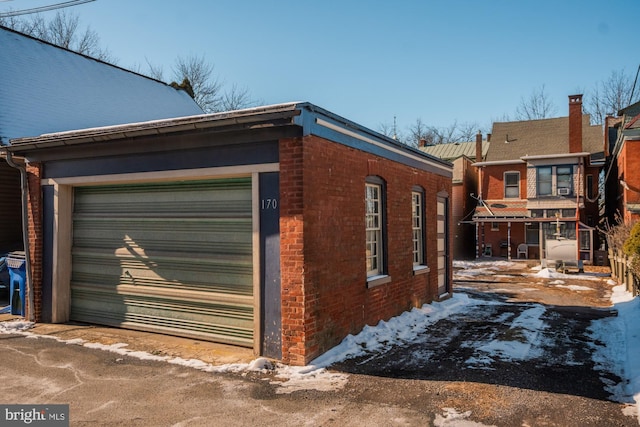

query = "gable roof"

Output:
[[420, 140, 490, 161], [0, 25, 203, 144], [626, 114, 640, 130], [485, 115, 602, 162]]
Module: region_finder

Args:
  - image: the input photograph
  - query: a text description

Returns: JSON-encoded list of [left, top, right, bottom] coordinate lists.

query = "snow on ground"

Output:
[[588, 280, 640, 422], [530, 267, 603, 281], [0, 260, 639, 421], [465, 304, 548, 368]]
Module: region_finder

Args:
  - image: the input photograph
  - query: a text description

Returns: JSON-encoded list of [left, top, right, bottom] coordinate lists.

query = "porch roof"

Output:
[[473, 200, 528, 220]]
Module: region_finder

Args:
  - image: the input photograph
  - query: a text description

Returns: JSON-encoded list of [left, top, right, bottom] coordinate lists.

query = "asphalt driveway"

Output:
[[332, 260, 636, 426], [0, 260, 637, 426]]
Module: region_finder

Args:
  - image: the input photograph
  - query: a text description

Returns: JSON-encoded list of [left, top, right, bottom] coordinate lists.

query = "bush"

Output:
[[623, 222, 640, 257], [624, 222, 640, 277]]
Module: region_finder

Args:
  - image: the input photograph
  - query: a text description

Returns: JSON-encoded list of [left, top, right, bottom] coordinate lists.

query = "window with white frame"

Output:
[[366, 179, 385, 277], [412, 188, 425, 266], [504, 172, 520, 198]]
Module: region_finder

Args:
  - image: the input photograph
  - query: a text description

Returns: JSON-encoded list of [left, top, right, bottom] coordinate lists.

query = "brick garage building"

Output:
[[8, 103, 452, 365]]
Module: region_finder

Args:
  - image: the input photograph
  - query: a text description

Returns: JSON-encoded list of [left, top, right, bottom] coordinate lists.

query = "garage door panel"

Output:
[[71, 286, 254, 346], [73, 218, 252, 254], [70, 178, 255, 347], [72, 250, 252, 292], [73, 180, 252, 215]]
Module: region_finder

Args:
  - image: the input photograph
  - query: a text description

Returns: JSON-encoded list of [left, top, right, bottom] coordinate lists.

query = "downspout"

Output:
[[4, 150, 34, 322]]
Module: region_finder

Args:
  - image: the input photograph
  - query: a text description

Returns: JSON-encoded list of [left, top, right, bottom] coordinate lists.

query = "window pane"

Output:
[[504, 172, 519, 198], [412, 191, 424, 265], [538, 167, 552, 195], [505, 186, 519, 198], [557, 166, 572, 194], [526, 223, 539, 244], [580, 230, 590, 250], [366, 183, 383, 276]]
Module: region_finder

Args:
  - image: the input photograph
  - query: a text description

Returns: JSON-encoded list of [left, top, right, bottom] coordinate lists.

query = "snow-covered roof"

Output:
[[0, 26, 203, 144]]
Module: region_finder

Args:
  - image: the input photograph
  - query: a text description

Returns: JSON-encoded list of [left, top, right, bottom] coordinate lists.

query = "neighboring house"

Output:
[[472, 95, 604, 265], [7, 102, 453, 366], [604, 101, 640, 226], [0, 25, 202, 255], [421, 134, 490, 259]]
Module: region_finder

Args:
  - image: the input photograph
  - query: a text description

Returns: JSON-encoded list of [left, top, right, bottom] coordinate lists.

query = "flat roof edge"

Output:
[[7, 102, 305, 149]]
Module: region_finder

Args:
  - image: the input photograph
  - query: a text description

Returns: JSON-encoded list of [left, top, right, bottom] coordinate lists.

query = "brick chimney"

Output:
[[475, 131, 483, 162], [569, 94, 583, 153]]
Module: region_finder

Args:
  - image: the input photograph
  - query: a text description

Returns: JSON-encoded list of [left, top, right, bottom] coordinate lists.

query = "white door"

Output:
[[437, 195, 450, 296]]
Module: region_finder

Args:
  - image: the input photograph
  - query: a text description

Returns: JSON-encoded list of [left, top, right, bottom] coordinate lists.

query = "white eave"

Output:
[[520, 152, 591, 161], [472, 159, 526, 167], [474, 152, 592, 167]]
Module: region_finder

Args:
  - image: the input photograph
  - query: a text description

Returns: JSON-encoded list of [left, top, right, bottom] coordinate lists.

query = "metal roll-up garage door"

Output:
[[70, 177, 254, 347]]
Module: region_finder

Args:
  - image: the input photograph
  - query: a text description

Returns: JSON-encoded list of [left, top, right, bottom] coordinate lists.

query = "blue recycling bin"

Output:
[[6, 251, 26, 316]]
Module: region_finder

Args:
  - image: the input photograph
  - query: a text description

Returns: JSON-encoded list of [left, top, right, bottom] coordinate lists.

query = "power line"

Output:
[[0, 0, 95, 18], [629, 64, 640, 106]]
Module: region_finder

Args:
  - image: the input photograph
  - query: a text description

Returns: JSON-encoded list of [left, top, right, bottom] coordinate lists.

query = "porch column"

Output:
[[507, 221, 512, 260], [475, 221, 480, 259]]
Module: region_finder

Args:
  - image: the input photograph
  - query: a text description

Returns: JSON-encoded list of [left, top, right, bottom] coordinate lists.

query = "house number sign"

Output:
[[261, 198, 278, 210]]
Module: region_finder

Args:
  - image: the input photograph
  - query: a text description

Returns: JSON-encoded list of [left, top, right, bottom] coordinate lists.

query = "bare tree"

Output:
[[377, 119, 405, 143], [0, 10, 114, 62], [406, 118, 431, 147], [172, 55, 223, 113], [402, 119, 486, 147], [585, 68, 640, 125], [220, 84, 254, 111], [515, 84, 557, 120], [455, 121, 483, 143], [144, 58, 165, 81]]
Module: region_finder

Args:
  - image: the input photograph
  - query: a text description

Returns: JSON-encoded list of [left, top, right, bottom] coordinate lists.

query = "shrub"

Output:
[[623, 221, 640, 277]]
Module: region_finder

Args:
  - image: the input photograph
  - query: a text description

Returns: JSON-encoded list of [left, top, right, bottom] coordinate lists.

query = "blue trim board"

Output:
[[294, 103, 452, 178]]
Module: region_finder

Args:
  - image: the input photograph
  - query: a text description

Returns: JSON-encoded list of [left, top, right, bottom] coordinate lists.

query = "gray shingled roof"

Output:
[[420, 140, 490, 161], [485, 115, 602, 162], [0, 26, 203, 144]]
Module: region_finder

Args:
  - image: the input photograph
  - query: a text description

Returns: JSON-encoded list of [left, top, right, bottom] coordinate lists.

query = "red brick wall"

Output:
[[480, 163, 527, 200], [620, 140, 640, 224], [279, 135, 452, 365], [26, 162, 43, 322], [478, 222, 527, 259]]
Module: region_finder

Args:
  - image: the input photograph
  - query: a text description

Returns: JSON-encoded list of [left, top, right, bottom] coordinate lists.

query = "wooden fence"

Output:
[[609, 249, 640, 296]]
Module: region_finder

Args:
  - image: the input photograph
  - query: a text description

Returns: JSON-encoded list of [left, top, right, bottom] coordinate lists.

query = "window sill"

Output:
[[413, 265, 430, 275], [366, 274, 392, 289]]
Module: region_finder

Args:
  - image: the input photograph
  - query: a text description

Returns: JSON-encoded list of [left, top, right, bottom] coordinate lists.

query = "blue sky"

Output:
[[2, 0, 638, 134]]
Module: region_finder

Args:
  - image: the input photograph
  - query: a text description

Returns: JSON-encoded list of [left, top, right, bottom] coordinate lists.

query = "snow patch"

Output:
[[588, 284, 640, 422], [0, 320, 34, 333]]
